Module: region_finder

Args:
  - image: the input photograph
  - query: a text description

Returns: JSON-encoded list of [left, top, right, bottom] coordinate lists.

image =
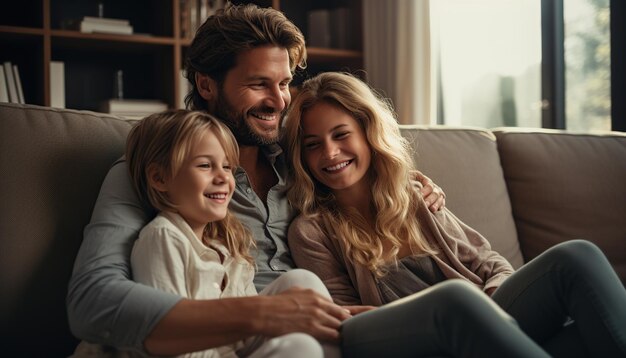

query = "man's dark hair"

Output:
[[184, 3, 306, 111]]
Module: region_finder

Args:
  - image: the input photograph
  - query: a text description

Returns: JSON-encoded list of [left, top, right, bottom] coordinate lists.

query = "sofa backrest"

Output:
[[0, 103, 133, 356], [400, 125, 525, 268], [494, 128, 626, 282], [3, 103, 622, 355]]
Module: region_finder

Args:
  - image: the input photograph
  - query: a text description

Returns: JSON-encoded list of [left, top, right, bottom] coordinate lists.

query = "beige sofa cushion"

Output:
[[401, 126, 524, 268], [0, 103, 132, 355], [494, 128, 626, 282]]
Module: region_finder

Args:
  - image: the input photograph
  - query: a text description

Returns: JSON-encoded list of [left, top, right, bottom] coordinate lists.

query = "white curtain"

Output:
[[363, 0, 433, 124]]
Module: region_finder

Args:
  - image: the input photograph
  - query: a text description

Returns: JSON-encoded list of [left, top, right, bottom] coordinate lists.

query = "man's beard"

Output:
[[213, 92, 285, 146]]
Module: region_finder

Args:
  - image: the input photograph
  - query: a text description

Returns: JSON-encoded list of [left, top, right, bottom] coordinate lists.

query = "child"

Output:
[[284, 72, 626, 357], [73, 110, 324, 357]]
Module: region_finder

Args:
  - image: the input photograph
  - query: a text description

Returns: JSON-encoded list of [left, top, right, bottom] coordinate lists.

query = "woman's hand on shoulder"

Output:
[[411, 170, 446, 212]]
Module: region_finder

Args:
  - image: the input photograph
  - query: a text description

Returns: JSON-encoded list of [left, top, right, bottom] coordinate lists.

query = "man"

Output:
[[67, 3, 445, 356]]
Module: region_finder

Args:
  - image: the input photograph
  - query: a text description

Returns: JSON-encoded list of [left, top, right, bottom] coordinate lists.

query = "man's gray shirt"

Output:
[[230, 143, 297, 290], [66, 144, 297, 349]]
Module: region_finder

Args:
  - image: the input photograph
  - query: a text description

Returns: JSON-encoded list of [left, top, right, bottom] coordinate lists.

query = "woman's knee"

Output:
[[393, 280, 489, 314], [430, 280, 516, 324], [544, 240, 606, 270], [375, 280, 517, 338], [429, 279, 485, 304]]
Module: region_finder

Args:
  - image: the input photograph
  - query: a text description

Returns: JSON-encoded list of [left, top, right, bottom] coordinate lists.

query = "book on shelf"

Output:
[[3, 61, 19, 103], [180, 0, 225, 39], [62, 16, 134, 35], [50, 61, 66, 109], [178, 69, 191, 109], [189, 0, 198, 39], [13, 65, 25, 104], [307, 9, 331, 48], [100, 99, 168, 119], [330, 8, 356, 50], [82, 16, 130, 27], [199, 0, 225, 23], [0, 69, 8, 103], [180, 0, 192, 38], [307, 8, 356, 50], [80, 18, 133, 35]]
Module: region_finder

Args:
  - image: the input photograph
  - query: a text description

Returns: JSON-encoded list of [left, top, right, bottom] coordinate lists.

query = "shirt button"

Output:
[[246, 188, 252, 194]]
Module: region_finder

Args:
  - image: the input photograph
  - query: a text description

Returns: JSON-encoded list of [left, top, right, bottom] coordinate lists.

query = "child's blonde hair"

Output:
[[126, 110, 254, 263]]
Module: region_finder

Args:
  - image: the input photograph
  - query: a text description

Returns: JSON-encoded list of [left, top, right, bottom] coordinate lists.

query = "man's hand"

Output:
[[412, 170, 446, 212], [260, 287, 352, 343]]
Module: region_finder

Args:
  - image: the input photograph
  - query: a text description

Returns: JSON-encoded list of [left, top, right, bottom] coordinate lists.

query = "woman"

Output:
[[284, 72, 626, 357]]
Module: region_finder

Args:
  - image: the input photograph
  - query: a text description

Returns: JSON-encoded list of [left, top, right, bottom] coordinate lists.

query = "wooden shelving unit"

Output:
[[0, 0, 363, 111]]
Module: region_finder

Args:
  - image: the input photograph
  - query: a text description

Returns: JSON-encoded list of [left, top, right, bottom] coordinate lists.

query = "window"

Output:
[[431, 0, 612, 131], [564, 0, 611, 131]]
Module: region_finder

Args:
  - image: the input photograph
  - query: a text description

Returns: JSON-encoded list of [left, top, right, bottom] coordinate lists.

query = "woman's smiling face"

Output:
[[301, 101, 372, 194]]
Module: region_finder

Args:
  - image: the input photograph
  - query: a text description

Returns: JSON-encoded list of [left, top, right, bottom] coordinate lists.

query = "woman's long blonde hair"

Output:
[[126, 110, 255, 263], [285, 72, 435, 276]]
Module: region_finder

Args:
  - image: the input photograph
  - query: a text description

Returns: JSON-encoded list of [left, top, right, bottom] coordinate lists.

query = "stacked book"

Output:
[[100, 99, 168, 120], [180, 0, 226, 39], [1, 61, 25, 104], [307, 7, 356, 50], [78, 16, 133, 35]]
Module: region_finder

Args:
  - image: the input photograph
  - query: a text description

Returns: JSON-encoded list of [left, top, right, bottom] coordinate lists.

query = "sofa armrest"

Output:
[[0, 103, 134, 356]]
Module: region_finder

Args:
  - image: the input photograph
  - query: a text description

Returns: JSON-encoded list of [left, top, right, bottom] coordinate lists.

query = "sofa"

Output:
[[1, 102, 625, 356]]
